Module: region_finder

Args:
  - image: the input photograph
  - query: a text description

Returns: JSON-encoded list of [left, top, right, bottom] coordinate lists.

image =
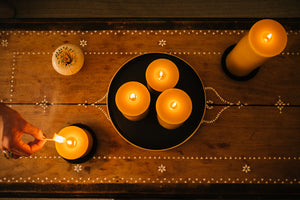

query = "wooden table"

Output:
[[0, 19, 299, 198]]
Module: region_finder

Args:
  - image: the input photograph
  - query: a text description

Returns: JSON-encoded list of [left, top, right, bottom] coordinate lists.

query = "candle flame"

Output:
[[53, 134, 66, 143], [129, 93, 136, 101], [170, 101, 177, 109], [66, 137, 77, 147], [158, 70, 165, 80], [263, 33, 272, 43], [66, 140, 72, 145]]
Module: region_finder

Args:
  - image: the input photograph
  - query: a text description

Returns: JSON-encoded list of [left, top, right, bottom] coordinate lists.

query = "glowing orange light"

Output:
[[158, 70, 165, 80], [53, 134, 66, 143], [170, 101, 177, 109], [263, 33, 272, 43], [129, 93, 136, 101], [66, 137, 77, 148]]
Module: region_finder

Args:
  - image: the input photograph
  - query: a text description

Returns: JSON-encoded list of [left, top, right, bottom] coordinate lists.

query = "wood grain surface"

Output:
[[0, 19, 299, 198], [8, 0, 300, 18]]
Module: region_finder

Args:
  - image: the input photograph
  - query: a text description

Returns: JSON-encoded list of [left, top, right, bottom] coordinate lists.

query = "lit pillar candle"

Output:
[[226, 19, 287, 77], [146, 58, 179, 92], [115, 81, 151, 121], [55, 126, 93, 160], [52, 44, 84, 75], [156, 88, 192, 129]]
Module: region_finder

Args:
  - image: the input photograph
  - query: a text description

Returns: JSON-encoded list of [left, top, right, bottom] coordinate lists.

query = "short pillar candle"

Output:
[[225, 19, 287, 77], [115, 81, 151, 121], [156, 88, 192, 129], [52, 44, 84, 76], [146, 58, 179, 92], [55, 126, 93, 161]]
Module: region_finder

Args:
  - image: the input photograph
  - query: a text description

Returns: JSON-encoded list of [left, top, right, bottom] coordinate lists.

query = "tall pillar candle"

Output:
[[226, 19, 287, 77]]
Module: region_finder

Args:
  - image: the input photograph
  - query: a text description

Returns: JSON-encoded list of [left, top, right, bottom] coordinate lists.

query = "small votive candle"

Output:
[[52, 44, 84, 75], [115, 81, 151, 121], [55, 126, 93, 160], [156, 88, 192, 129], [226, 19, 287, 77], [146, 58, 179, 92]]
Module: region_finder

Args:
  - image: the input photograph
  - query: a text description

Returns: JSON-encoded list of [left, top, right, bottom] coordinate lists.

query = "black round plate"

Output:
[[107, 53, 206, 150]]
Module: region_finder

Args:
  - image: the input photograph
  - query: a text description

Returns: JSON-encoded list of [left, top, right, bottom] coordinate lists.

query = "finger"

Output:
[[22, 122, 44, 140], [7, 146, 29, 158], [1, 137, 28, 156], [28, 139, 46, 153], [13, 139, 34, 155]]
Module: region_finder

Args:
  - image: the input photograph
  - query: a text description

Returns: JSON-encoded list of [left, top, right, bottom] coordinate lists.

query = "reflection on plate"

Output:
[[107, 53, 206, 151]]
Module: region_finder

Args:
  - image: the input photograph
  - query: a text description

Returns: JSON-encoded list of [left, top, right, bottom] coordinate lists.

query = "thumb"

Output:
[[22, 122, 44, 140]]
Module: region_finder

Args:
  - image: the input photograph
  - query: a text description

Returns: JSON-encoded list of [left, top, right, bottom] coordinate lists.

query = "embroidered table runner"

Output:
[[0, 20, 299, 197]]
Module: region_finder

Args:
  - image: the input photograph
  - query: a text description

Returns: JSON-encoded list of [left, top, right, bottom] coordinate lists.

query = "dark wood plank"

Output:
[[10, 0, 300, 18]]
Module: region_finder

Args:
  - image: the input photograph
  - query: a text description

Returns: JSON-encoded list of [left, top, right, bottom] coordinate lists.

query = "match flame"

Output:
[[129, 93, 136, 101], [53, 134, 66, 143], [263, 33, 272, 43]]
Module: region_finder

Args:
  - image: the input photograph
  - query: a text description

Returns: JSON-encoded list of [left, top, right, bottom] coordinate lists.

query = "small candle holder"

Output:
[[55, 124, 97, 164], [221, 44, 260, 81]]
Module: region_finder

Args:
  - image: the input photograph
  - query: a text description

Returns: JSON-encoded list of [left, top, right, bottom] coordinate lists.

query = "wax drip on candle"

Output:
[[263, 33, 272, 43], [129, 93, 137, 101], [170, 101, 178, 109]]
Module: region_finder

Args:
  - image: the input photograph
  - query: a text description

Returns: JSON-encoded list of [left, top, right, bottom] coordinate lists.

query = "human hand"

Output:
[[0, 104, 46, 158]]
